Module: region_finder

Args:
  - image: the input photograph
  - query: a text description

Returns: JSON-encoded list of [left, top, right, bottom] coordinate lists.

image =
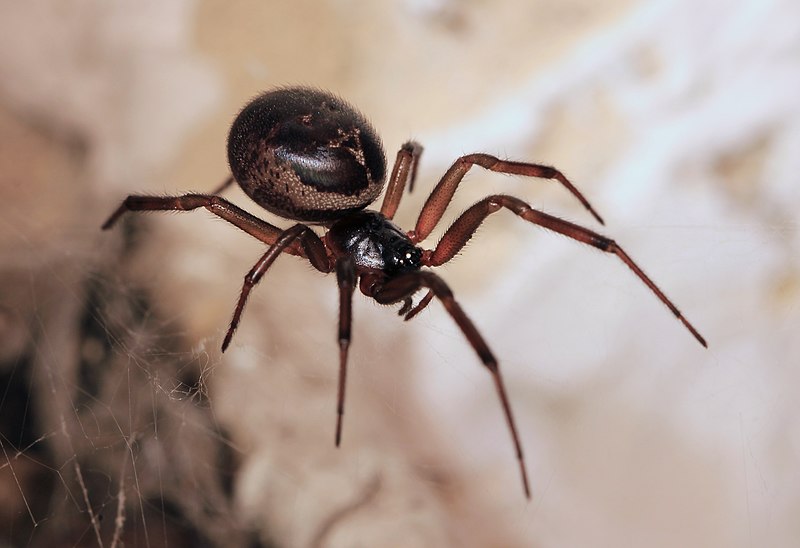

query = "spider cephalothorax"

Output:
[[103, 86, 706, 499]]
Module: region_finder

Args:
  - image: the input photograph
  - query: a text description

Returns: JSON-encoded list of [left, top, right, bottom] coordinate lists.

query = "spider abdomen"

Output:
[[227, 87, 387, 223]]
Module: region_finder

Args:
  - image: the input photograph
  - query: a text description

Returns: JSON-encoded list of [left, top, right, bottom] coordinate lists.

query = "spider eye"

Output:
[[382, 243, 421, 274], [398, 246, 421, 268]]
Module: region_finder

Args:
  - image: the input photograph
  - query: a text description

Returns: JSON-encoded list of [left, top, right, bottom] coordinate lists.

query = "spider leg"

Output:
[[380, 141, 423, 220], [411, 154, 604, 243], [368, 271, 531, 499], [221, 224, 332, 352], [335, 256, 356, 446], [101, 193, 304, 256], [424, 194, 707, 347]]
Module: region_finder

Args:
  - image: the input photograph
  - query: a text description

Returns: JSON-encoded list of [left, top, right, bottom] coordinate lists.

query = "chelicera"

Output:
[[103, 87, 706, 499]]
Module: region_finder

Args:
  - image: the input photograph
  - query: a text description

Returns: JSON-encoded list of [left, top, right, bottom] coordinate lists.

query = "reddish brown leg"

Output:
[[380, 141, 423, 220], [221, 224, 331, 352], [335, 256, 356, 446], [101, 193, 304, 256], [425, 194, 707, 347], [368, 271, 531, 499], [411, 154, 604, 243]]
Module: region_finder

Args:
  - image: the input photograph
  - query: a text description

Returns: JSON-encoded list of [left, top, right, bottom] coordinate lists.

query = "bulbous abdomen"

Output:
[[227, 87, 387, 223]]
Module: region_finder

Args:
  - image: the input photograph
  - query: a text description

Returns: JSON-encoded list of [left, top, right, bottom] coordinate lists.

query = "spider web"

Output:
[[0, 2, 242, 545], [0, 220, 247, 546]]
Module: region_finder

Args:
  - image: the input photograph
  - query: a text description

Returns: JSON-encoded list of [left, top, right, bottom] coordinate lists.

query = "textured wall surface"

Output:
[[1, 1, 798, 546]]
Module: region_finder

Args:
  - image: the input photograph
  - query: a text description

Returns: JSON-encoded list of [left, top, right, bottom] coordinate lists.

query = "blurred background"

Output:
[[1, 0, 798, 546]]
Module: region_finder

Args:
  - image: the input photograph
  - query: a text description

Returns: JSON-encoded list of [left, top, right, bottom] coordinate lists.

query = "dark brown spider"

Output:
[[102, 87, 706, 499]]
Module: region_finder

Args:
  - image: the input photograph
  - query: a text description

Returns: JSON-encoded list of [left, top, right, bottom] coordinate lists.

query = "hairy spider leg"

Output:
[[221, 224, 331, 352], [101, 193, 305, 257], [335, 256, 356, 446], [380, 141, 423, 220], [423, 194, 707, 347], [410, 154, 605, 244], [367, 270, 531, 499]]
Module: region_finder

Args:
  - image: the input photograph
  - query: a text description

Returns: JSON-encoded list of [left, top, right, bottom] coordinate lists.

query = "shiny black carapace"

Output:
[[103, 86, 706, 499]]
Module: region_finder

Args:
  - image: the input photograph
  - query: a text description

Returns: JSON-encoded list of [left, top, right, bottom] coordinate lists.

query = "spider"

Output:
[[103, 86, 706, 499]]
